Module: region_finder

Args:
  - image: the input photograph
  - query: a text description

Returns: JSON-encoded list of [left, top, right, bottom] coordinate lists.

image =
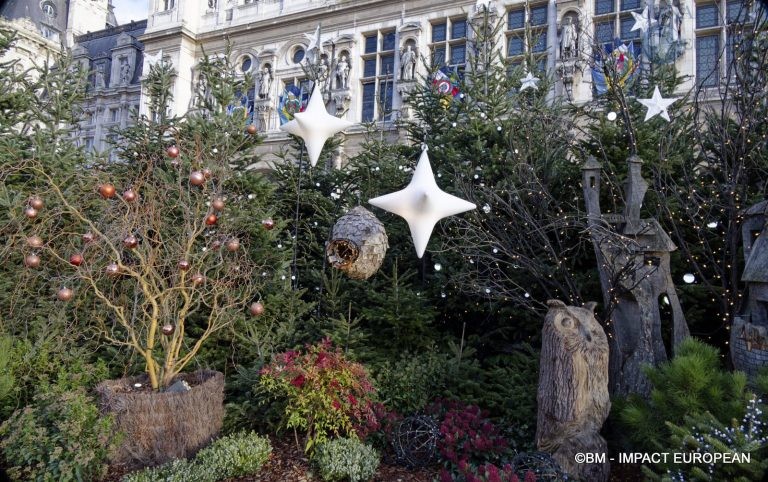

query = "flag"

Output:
[[432, 66, 461, 98], [278, 85, 309, 125], [592, 39, 639, 96]]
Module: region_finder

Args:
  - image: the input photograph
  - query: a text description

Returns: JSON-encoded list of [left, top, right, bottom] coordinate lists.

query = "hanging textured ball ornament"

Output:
[[326, 206, 388, 280], [123, 235, 138, 249], [246, 124, 258, 135], [98, 183, 116, 199], [212, 198, 225, 211], [249, 301, 265, 316], [123, 188, 138, 202], [261, 218, 275, 230], [69, 253, 84, 267], [178, 260, 190, 271], [161, 324, 175, 336], [27, 235, 44, 248], [226, 238, 240, 252], [24, 253, 41, 268], [28, 196, 44, 210], [57, 287, 74, 301], [83, 231, 96, 244], [205, 214, 218, 226], [24, 206, 38, 219], [202, 168, 212, 179], [105, 263, 120, 277], [191, 272, 205, 286], [167, 146, 180, 158], [190, 171, 205, 186]]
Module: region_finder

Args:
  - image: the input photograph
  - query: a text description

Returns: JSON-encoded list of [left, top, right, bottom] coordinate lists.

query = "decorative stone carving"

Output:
[[254, 99, 273, 132], [557, 12, 581, 86], [537, 300, 610, 482], [334, 55, 350, 89], [332, 91, 351, 117], [258, 66, 272, 99], [119, 57, 132, 85], [95, 63, 106, 89], [399, 45, 416, 81]]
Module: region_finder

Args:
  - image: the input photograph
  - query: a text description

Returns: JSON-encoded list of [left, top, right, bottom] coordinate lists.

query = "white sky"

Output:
[[112, 0, 148, 24]]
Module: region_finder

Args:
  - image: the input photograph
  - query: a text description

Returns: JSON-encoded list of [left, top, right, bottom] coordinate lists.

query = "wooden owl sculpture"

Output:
[[536, 300, 610, 482]]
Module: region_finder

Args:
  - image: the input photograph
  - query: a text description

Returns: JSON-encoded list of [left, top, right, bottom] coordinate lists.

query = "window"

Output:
[[360, 30, 396, 122], [430, 17, 468, 67], [695, 0, 753, 87], [506, 4, 549, 71], [110, 108, 119, 123], [241, 56, 252, 73], [592, 0, 643, 50], [41, 2, 56, 18], [162, 0, 176, 10], [84, 138, 94, 151], [292, 47, 305, 64]]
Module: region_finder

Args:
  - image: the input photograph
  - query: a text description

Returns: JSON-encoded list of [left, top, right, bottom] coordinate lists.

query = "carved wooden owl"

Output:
[[536, 299, 610, 481]]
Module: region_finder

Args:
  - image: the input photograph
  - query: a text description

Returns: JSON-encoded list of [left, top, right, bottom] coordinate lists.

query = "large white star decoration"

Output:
[[475, 0, 494, 12], [637, 85, 678, 122], [630, 7, 658, 33], [280, 88, 353, 167], [369, 147, 476, 258], [519, 72, 540, 91]]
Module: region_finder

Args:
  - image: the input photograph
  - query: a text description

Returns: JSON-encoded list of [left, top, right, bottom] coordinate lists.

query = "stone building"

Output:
[[72, 20, 146, 154]]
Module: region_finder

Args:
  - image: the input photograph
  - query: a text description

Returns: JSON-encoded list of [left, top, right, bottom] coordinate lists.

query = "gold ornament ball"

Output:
[[57, 287, 74, 301], [123, 235, 138, 249], [24, 253, 41, 268], [190, 171, 206, 186], [167, 146, 180, 158], [98, 183, 116, 199], [191, 272, 205, 286], [24, 206, 38, 219], [161, 324, 175, 336], [246, 124, 258, 135], [28, 196, 44, 210], [69, 253, 84, 267], [212, 198, 225, 211], [178, 260, 191, 271], [226, 238, 240, 252], [123, 188, 138, 202], [105, 263, 120, 277], [249, 301, 265, 316], [26, 235, 44, 248], [205, 214, 218, 226]]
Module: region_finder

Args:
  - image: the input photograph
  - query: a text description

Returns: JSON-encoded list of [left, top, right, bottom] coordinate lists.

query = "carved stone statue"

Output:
[[318, 55, 330, 81], [559, 16, 578, 59], [537, 300, 610, 482], [335, 55, 349, 89], [119, 58, 132, 85], [194, 72, 210, 106], [207, 0, 217, 9], [258, 67, 272, 98], [400, 45, 416, 81], [95, 63, 106, 89]]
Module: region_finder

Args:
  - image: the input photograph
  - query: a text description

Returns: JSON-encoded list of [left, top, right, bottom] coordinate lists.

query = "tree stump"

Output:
[[536, 300, 610, 482]]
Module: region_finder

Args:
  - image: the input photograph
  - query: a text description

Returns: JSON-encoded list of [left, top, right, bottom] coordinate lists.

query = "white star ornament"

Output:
[[281, 89, 353, 167], [369, 148, 476, 258], [630, 7, 658, 33], [520, 72, 540, 91], [637, 86, 678, 122]]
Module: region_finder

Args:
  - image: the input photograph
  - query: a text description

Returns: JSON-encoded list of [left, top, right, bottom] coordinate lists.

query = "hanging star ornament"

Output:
[[369, 147, 476, 258], [280, 88, 353, 167], [637, 85, 678, 122], [519, 72, 540, 91], [630, 7, 658, 33]]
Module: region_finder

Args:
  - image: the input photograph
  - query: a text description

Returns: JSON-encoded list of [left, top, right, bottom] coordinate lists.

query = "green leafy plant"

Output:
[[123, 459, 196, 482], [259, 339, 378, 453], [0, 387, 118, 482], [314, 437, 380, 482]]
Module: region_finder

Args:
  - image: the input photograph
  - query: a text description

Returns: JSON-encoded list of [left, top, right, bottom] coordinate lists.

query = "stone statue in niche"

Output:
[[95, 63, 106, 88], [258, 67, 272, 98], [207, 0, 217, 9], [559, 16, 578, 59], [400, 45, 417, 81], [318, 55, 330, 81], [119, 58, 132, 85], [537, 300, 610, 482], [335, 55, 349, 89]]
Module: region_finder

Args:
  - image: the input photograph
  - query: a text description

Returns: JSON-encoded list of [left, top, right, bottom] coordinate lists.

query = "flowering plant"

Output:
[[259, 339, 378, 453]]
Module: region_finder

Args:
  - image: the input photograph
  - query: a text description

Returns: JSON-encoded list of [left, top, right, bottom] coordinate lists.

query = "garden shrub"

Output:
[[0, 387, 118, 482], [439, 464, 538, 482], [618, 338, 751, 453], [124, 432, 272, 482], [259, 338, 379, 453], [314, 437, 380, 482]]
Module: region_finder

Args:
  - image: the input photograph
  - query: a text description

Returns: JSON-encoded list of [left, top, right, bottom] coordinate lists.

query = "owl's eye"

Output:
[[561, 318, 573, 328]]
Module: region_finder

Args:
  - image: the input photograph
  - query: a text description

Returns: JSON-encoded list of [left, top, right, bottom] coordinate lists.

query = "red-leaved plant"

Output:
[[259, 339, 378, 453]]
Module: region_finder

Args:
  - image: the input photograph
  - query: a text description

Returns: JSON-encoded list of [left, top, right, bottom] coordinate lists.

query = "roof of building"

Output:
[[74, 19, 146, 85], [1, 0, 69, 37], [744, 232, 768, 283]]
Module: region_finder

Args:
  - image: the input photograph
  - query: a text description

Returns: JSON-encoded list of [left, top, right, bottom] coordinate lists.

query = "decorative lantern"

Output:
[[325, 206, 388, 280]]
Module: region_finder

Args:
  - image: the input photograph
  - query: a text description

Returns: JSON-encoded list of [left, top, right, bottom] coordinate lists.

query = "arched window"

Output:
[[41, 2, 56, 18]]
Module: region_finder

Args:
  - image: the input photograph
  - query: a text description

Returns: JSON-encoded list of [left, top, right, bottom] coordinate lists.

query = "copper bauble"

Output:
[[205, 214, 218, 226], [24, 253, 41, 268], [167, 146, 180, 158], [69, 253, 84, 267], [226, 238, 240, 252], [123, 188, 138, 202], [261, 218, 275, 230], [28, 196, 44, 210], [26, 235, 44, 248], [189, 171, 205, 186], [98, 183, 116, 199], [202, 168, 212, 179], [105, 263, 120, 277], [249, 301, 265, 316], [123, 235, 138, 249], [246, 124, 258, 135], [161, 324, 175, 336], [24, 206, 38, 219], [212, 198, 225, 211], [191, 273, 205, 286], [57, 287, 74, 301], [178, 260, 191, 271], [83, 231, 96, 244]]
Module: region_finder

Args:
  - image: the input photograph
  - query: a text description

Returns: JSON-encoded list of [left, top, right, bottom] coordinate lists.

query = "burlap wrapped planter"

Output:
[[96, 369, 224, 469]]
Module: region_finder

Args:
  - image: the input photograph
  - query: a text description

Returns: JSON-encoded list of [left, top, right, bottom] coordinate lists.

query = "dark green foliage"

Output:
[[0, 386, 118, 482], [618, 338, 751, 453]]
